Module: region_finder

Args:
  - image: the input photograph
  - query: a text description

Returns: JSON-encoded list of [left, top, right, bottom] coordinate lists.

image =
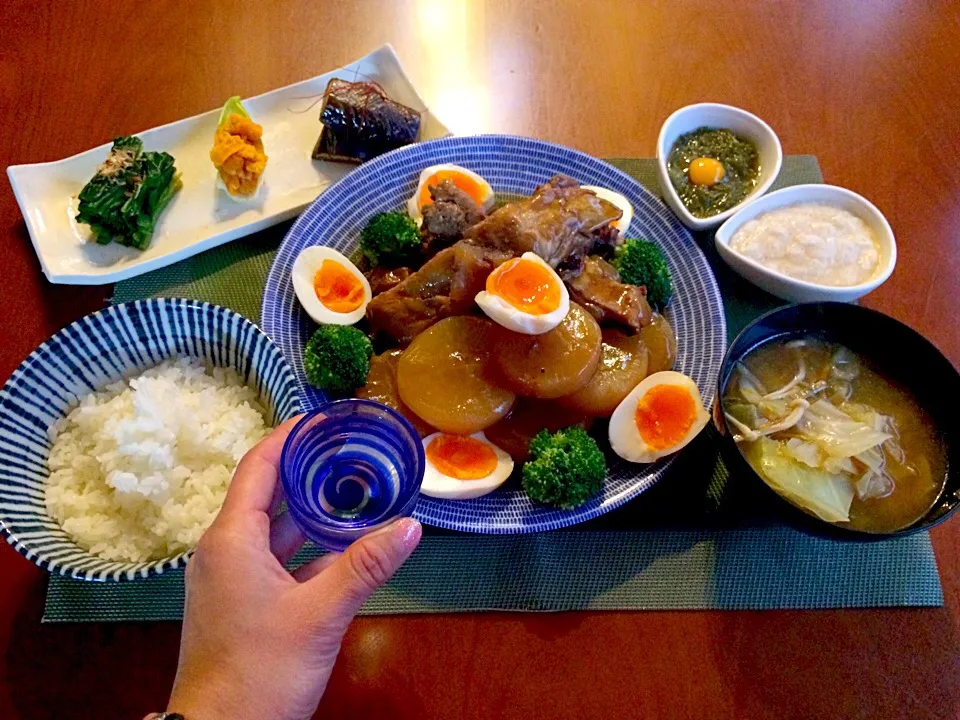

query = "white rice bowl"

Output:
[[44, 357, 269, 563]]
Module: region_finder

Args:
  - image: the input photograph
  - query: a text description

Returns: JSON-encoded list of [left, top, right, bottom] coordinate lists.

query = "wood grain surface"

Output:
[[1, 1, 959, 718]]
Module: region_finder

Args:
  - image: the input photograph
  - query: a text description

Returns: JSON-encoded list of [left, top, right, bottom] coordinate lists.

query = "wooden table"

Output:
[[2, 1, 959, 718]]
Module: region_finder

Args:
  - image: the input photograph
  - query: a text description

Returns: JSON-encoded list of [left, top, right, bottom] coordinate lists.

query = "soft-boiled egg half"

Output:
[[475, 252, 570, 335], [420, 432, 514, 500], [407, 164, 495, 224], [292, 247, 371, 326], [609, 371, 710, 463], [582, 186, 633, 235]]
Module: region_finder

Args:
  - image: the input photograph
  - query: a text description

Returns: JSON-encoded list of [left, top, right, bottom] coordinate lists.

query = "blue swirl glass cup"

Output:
[[279, 399, 425, 551]]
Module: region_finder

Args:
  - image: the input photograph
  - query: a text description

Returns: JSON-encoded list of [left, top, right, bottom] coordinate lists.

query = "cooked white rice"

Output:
[[45, 357, 269, 563]]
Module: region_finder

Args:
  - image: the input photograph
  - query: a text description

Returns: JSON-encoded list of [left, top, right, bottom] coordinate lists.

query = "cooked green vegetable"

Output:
[[359, 211, 421, 266], [745, 436, 854, 523], [666, 127, 759, 218], [613, 238, 673, 310], [218, 95, 250, 125], [304, 325, 373, 396], [75, 136, 182, 250], [522, 426, 606, 509]]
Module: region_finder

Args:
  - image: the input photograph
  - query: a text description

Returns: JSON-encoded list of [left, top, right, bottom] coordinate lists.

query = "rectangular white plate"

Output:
[[7, 45, 449, 285]]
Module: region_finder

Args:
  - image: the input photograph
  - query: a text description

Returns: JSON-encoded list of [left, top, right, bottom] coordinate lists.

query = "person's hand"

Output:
[[165, 417, 422, 720]]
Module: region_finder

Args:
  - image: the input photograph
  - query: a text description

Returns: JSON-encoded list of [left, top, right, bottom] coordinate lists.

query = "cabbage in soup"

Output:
[[723, 338, 946, 532]]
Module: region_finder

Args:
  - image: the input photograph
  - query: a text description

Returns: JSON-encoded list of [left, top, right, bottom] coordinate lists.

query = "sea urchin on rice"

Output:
[[45, 357, 270, 563]]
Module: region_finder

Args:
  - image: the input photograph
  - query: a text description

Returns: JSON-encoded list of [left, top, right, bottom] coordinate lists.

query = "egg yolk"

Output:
[[634, 384, 697, 451], [688, 157, 726, 187], [313, 260, 365, 313], [419, 170, 487, 209], [487, 257, 562, 315], [425, 434, 499, 480]]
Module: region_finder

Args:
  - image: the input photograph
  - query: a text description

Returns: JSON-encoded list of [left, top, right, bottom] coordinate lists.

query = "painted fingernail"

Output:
[[395, 517, 422, 549]]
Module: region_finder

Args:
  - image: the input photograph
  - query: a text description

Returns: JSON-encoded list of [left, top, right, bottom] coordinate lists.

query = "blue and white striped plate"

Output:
[[262, 135, 726, 533], [0, 298, 300, 581]]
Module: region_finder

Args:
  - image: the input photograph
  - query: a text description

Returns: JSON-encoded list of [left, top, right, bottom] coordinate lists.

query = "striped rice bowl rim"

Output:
[[0, 298, 300, 582]]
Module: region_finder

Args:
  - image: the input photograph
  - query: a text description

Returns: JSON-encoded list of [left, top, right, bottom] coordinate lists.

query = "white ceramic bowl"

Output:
[[714, 184, 897, 303], [656, 103, 783, 231]]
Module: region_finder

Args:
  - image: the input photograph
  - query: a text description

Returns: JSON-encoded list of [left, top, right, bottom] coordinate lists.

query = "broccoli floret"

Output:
[[76, 135, 181, 251], [612, 238, 673, 310], [359, 211, 421, 266], [522, 426, 606, 509], [303, 325, 373, 396]]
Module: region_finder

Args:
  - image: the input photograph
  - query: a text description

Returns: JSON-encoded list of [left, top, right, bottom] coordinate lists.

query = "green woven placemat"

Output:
[[44, 156, 943, 620], [46, 528, 941, 619]]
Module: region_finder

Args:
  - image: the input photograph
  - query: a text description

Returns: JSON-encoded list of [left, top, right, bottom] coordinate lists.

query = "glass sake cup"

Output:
[[279, 399, 424, 551]]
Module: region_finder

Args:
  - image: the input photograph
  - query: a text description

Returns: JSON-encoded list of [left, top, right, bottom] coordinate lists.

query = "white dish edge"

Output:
[[6, 44, 449, 285], [655, 102, 783, 231], [714, 183, 897, 303]]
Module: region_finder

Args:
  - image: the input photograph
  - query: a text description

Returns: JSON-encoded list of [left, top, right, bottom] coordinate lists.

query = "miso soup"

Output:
[[722, 338, 947, 533]]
